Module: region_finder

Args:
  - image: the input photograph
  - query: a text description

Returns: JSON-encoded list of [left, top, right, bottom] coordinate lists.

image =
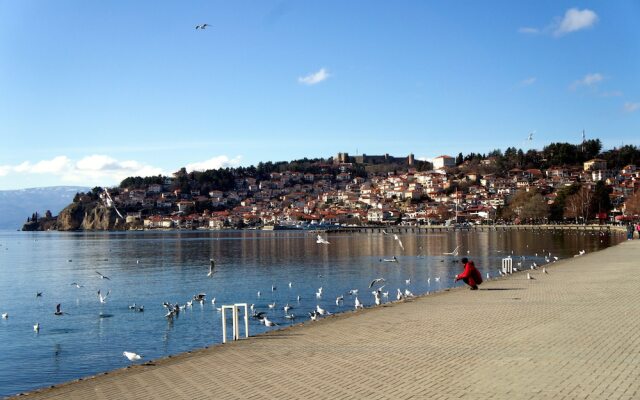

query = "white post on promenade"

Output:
[[502, 257, 513, 274], [221, 303, 249, 343]]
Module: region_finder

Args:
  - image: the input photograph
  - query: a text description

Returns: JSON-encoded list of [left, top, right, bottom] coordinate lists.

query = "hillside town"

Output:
[[76, 143, 640, 231]]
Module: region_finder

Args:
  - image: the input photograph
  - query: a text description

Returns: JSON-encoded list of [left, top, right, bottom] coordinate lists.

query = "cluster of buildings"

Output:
[[106, 154, 640, 230]]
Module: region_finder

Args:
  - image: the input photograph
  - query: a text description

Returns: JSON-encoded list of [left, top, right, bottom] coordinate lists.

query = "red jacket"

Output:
[[456, 261, 483, 286]]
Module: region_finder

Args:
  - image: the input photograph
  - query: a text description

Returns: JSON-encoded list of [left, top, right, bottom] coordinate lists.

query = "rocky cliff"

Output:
[[55, 201, 126, 231]]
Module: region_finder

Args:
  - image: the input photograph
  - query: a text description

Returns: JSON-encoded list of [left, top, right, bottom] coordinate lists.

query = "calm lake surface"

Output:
[[0, 228, 625, 397]]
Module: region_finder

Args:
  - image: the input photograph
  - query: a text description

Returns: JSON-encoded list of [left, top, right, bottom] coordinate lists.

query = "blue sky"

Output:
[[0, 1, 638, 190]]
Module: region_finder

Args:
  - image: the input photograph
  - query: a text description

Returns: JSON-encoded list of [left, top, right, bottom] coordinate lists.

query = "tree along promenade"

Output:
[[18, 240, 640, 399]]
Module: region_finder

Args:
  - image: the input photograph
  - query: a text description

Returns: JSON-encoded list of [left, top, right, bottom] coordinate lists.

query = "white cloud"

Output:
[[518, 27, 539, 35], [519, 8, 598, 38], [0, 155, 164, 187], [298, 68, 330, 85], [520, 77, 537, 86], [185, 155, 243, 172], [623, 102, 640, 113], [554, 8, 598, 37], [571, 73, 604, 89]]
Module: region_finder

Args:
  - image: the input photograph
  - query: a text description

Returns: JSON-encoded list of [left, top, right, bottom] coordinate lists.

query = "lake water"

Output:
[[0, 228, 625, 397]]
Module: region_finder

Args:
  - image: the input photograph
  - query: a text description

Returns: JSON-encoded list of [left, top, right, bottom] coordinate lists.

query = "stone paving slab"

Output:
[[15, 241, 640, 400]]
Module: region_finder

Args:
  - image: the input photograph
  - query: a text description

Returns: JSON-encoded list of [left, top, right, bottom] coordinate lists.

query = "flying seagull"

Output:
[[54, 303, 67, 316], [195, 23, 211, 30], [393, 234, 405, 251], [123, 351, 142, 361], [316, 235, 330, 245], [97, 289, 110, 304], [444, 245, 461, 256], [95, 271, 110, 280], [369, 278, 385, 288]]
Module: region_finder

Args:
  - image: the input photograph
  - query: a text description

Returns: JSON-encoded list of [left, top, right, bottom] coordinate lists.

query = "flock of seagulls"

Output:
[[0, 229, 610, 368]]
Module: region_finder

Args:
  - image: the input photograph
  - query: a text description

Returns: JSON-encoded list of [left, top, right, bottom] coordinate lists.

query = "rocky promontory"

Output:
[[56, 201, 126, 231], [22, 201, 127, 231]]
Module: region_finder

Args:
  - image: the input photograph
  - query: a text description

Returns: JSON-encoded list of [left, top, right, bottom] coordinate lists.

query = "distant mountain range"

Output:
[[0, 186, 89, 230]]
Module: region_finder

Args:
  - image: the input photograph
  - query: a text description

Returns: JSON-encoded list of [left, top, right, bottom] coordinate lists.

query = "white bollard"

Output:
[[501, 257, 513, 274], [221, 303, 249, 343]]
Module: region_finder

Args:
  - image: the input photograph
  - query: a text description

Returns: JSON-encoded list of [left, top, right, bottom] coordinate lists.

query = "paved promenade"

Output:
[[19, 241, 640, 400]]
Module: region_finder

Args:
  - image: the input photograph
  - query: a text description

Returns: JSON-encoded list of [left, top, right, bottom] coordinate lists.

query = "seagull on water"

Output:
[[396, 288, 404, 301], [316, 235, 330, 245], [95, 271, 110, 280], [283, 304, 292, 313], [405, 279, 411, 286], [262, 316, 278, 327], [336, 295, 344, 306], [34, 322, 40, 332], [369, 278, 385, 288], [1, 313, 7, 319], [71, 282, 83, 289], [308, 311, 319, 321], [207, 259, 215, 277], [348, 289, 358, 296], [373, 291, 381, 306], [123, 351, 142, 361], [404, 288, 415, 297]]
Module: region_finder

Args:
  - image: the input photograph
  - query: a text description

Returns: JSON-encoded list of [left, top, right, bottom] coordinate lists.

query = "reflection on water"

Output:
[[0, 228, 625, 397]]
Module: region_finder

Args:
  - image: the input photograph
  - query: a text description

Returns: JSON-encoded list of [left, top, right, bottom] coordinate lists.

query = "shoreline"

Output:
[[13, 238, 637, 399]]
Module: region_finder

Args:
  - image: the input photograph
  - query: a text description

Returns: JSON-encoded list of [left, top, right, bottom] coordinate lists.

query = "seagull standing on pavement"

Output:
[[354, 297, 364, 309]]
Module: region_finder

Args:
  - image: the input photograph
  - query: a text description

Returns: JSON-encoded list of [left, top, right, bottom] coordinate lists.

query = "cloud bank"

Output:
[[185, 155, 243, 172], [0, 155, 164, 187]]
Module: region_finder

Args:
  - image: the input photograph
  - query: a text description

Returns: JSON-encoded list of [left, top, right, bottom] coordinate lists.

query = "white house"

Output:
[[432, 155, 456, 170]]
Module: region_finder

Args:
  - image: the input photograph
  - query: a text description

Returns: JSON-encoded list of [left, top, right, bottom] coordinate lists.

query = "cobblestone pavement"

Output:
[[17, 241, 640, 400]]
